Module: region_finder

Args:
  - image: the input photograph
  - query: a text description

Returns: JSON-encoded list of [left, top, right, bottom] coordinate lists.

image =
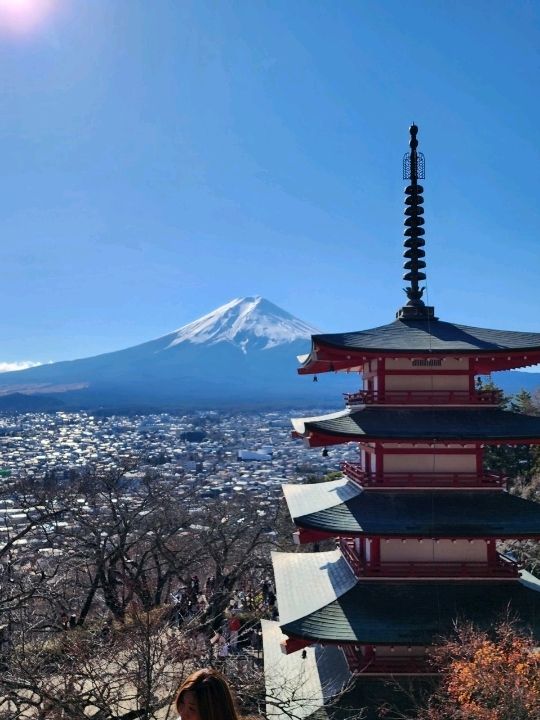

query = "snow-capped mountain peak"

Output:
[[167, 296, 319, 352]]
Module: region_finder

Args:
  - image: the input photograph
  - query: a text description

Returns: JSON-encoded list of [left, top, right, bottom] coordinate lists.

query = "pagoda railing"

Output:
[[344, 389, 503, 406], [341, 462, 506, 489], [339, 538, 363, 575], [339, 538, 519, 578]]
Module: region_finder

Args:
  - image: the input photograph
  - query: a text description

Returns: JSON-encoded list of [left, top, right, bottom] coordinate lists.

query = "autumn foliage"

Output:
[[417, 621, 540, 720]]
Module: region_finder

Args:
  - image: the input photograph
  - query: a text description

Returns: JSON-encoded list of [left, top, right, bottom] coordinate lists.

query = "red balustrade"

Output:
[[339, 538, 519, 579], [344, 389, 503, 406], [339, 538, 363, 575], [341, 462, 505, 489]]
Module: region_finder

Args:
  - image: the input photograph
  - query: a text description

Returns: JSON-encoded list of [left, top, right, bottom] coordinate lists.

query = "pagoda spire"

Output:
[[397, 124, 435, 320]]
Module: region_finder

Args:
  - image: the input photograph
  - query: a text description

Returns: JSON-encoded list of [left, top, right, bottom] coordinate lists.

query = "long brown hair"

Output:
[[175, 668, 240, 720]]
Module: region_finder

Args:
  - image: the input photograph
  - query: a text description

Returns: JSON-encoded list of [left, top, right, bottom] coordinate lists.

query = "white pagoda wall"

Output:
[[385, 374, 469, 391], [379, 539, 487, 563], [382, 453, 476, 473]]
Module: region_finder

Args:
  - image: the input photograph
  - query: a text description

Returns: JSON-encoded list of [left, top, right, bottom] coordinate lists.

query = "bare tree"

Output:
[[0, 465, 303, 719], [0, 474, 70, 623], [45, 470, 197, 625], [190, 495, 285, 630], [0, 606, 196, 719]]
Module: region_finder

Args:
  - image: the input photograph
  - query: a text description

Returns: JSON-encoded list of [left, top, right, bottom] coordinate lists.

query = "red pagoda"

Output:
[[270, 125, 540, 687]]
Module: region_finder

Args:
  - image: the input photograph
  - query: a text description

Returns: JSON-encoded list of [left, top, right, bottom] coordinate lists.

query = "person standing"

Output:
[[228, 615, 241, 651], [217, 635, 229, 664]]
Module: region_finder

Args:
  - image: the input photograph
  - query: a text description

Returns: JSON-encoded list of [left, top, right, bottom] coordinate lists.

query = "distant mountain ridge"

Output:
[[0, 297, 349, 410], [0, 297, 538, 411]]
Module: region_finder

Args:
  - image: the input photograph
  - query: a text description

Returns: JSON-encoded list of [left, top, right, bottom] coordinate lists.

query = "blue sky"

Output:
[[0, 0, 539, 365]]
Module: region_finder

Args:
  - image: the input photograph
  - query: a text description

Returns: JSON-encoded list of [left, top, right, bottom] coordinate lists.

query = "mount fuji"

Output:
[[165, 296, 317, 352], [0, 297, 349, 411]]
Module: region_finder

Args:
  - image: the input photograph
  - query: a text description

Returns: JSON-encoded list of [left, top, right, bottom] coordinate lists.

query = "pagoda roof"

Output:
[[299, 319, 540, 373], [283, 479, 540, 538], [261, 620, 350, 720], [292, 407, 540, 446], [273, 551, 540, 645], [262, 621, 431, 720], [273, 549, 357, 626]]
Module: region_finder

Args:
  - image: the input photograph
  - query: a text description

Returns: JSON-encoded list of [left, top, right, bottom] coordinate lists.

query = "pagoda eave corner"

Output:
[[280, 635, 313, 655], [293, 528, 335, 545]]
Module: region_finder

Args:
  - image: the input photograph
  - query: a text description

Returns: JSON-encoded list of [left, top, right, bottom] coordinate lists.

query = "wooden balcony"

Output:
[[339, 538, 520, 579], [341, 462, 506, 489], [344, 389, 503, 407]]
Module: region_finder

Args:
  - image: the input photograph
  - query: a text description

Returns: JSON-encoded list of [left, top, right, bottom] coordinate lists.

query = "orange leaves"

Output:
[[417, 621, 540, 720]]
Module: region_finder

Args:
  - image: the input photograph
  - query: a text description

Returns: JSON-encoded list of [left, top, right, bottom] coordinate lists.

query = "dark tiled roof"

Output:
[[313, 319, 540, 353], [293, 490, 540, 537], [298, 408, 540, 441], [280, 578, 540, 645]]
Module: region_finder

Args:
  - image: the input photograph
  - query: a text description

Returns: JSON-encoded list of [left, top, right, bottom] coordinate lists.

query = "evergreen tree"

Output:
[[482, 383, 540, 485]]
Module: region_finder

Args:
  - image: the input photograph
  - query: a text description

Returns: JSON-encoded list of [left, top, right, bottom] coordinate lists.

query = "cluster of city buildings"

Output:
[[0, 409, 355, 501]]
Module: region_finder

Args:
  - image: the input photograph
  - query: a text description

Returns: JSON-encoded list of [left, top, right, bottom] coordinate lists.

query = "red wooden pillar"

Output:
[[476, 444, 484, 477], [377, 358, 386, 401], [364, 645, 375, 661], [370, 537, 381, 570], [486, 539, 497, 567], [364, 448, 372, 474], [468, 369, 476, 400], [375, 443, 384, 477], [356, 536, 366, 561]]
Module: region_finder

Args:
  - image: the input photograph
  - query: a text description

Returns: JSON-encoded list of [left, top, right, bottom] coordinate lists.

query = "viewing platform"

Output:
[[339, 538, 520, 579], [341, 462, 506, 489], [344, 388, 503, 407]]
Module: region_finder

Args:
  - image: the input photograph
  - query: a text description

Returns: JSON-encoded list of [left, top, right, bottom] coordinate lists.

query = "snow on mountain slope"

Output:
[[0, 296, 337, 408], [166, 297, 319, 353]]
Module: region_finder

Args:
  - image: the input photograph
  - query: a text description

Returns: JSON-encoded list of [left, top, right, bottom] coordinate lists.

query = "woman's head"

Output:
[[175, 669, 239, 720]]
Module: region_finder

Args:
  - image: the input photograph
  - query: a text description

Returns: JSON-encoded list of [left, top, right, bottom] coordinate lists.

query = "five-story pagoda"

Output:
[[271, 125, 540, 682]]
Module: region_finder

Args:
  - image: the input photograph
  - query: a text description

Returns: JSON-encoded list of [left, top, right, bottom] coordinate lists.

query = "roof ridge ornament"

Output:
[[397, 124, 437, 321]]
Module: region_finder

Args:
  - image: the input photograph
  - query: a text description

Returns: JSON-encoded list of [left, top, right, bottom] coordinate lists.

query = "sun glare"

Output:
[[0, 0, 57, 37]]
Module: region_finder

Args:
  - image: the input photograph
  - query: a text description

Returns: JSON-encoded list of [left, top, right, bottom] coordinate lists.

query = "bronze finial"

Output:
[[397, 124, 435, 320]]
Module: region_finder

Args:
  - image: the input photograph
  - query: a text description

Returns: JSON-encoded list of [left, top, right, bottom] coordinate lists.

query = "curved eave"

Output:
[[282, 478, 361, 520], [298, 344, 366, 375], [279, 576, 540, 646], [272, 549, 357, 626], [292, 408, 540, 447], [298, 335, 540, 375], [291, 409, 353, 438], [289, 488, 540, 539], [302, 431, 540, 448]]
